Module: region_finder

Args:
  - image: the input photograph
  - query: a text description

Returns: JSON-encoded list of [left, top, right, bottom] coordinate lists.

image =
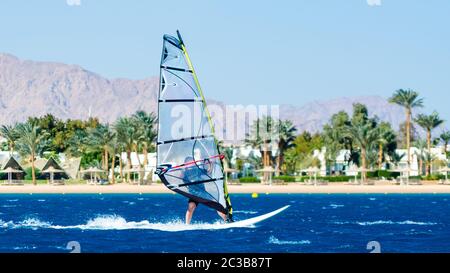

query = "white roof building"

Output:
[[312, 146, 447, 177]]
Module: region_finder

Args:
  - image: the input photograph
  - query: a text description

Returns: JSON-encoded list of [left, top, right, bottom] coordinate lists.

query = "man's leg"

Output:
[[186, 201, 197, 224], [217, 211, 227, 222]]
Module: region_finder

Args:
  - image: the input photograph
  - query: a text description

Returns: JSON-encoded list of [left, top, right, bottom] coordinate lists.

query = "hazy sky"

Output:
[[1, 0, 449, 118]]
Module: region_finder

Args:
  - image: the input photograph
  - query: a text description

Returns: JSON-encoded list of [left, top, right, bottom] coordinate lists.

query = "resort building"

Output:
[[0, 155, 25, 184], [312, 146, 447, 177]]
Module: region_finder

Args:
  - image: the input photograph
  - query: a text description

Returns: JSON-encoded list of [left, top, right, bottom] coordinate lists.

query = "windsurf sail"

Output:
[[155, 30, 233, 220]]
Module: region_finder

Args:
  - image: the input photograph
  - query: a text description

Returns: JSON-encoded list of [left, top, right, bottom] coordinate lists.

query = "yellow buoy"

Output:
[[252, 192, 259, 198], [265, 192, 269, 195]]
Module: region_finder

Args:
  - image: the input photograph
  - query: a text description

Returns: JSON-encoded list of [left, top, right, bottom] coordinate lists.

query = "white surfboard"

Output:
[[211, 205, 290, 229]]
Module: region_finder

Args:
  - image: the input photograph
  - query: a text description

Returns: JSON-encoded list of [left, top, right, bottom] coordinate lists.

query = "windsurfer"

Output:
[[182, 156, 229, 224]]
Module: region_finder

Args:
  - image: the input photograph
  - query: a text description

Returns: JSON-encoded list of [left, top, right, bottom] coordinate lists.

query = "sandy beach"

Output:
[[1, 182, 450, 194]]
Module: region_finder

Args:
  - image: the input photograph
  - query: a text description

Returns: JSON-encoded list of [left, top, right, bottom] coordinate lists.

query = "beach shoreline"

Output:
[[1, 182, 450, 194]]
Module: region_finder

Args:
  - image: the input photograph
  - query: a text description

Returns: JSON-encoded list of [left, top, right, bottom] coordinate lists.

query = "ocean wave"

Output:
[[334, 220, 437, 226], [1, 205, 17, 208], [0, 215, 256, 232], [37, 199, 46, 202], [268, 236, 311, 245], [6, 199, 18, 202], [12, 246, 37, 250]]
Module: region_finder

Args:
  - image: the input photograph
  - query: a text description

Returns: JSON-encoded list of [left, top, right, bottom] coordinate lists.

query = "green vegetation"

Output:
[[0, 89, 448, 184], [0, 111, 157, 184], [239, 177, 261, 183], [273, 176, 296, 182]]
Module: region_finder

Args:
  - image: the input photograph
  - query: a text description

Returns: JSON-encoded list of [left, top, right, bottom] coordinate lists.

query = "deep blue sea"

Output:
[[0, 193, 449, 253]]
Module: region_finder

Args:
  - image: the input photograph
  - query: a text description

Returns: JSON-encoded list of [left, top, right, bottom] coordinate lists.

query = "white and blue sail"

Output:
[[156, 31, 232, 218]]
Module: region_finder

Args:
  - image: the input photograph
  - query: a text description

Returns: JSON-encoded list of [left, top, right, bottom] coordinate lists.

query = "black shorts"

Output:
[[188, 198, 199, 206]]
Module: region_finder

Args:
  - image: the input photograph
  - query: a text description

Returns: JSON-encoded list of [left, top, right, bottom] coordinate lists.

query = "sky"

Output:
[[1, 0, 450, 119]]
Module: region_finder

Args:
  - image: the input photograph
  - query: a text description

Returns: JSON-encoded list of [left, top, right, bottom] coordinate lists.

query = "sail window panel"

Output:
[[157, 101, 212, 143], [157, 137, 220, 170], [164, 172, 226, 209], [160, 69, 199, 100], [157, 138, 226, 209], [162, 38, 190, 71]]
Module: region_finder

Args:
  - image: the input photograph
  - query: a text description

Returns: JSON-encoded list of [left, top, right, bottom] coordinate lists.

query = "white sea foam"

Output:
[[357, 220, 437, 226], [268, 236, 311, 245], [12, 246, 37, 250], [334, 220, 437, 226], [0, 215, 256, 232], [329, 204, 344, 208]]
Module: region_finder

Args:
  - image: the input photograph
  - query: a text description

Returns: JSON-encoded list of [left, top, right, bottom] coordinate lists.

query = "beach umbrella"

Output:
[[388, 166, 414, 185], [122, 167, 142, 183], [42, 166, 65, 184], [255, 166, 275, 185], [309, 167, 320, 184], [299, 167, 319, 184], [81, 167, 106, 184], [0, 167, 24, 184], [439, 166, 450, 182], [299, 167, 320, 185]]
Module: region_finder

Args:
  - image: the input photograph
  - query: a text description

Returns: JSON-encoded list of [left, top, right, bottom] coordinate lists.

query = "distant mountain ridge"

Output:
[[0, 53, 406, 140], [280, 96, 406, 133]]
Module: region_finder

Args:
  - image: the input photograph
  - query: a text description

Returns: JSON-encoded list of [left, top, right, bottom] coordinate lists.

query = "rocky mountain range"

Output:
[[0, 53, 406, 141]]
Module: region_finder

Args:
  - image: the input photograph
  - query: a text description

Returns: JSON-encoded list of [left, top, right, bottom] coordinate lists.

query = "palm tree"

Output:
[[440, 131, 450, 155], [389, 152, 405, 169], [15, 122, 49, 185], [275, 120, 297, 176], [245, 117, 277, 181], [0, 124, 19, 156], [413, 139, 427, 176], [219, 142, 234, 169], [65, 129, 88, 158], [114, 117, 138, 183], [389, 89, 424, 170], [87, 124, 116, 172], [132, 111, 157, 183], [343, 123, 380, 182], [375, 122, 396, 169], [415, 112, 444, 175], [423, 151, 438, 176], [105, 134, 119, 184], [323, 124, 343, 174]]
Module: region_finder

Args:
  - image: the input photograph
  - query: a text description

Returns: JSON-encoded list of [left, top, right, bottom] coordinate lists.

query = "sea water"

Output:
[[0, 193, 449, 253]]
